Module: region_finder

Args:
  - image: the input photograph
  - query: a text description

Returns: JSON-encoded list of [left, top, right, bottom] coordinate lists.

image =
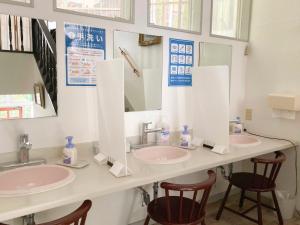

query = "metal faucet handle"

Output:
[[142, 122, 152, 129], [20, 134, 29, 141], [19, 134, 32, 149]]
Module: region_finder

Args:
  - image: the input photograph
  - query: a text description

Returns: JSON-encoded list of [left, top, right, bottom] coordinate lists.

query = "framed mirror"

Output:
[[199, 42, 232, 74], [113, 30, 163, 112], [199, 41, 232, 97], [0, 14, 57, 120]]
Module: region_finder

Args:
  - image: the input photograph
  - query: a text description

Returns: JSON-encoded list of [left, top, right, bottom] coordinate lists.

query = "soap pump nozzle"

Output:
[[65, 136, 75, 149]]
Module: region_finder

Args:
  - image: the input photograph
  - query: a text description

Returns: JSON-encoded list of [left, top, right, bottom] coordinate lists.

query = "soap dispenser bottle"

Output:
[[180, 125, 191, 147], [233, 117, 243, 134], [160, 128, 170, 145], [63, 136, 77, 165], [158, 115, 170, 145]]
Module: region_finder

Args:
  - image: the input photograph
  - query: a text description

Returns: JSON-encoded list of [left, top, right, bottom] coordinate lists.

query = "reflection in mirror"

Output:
[[199, 42, 232, 73], [114, 30, 163, 112], [0, 14, 57, 120], [199, 42, 232, 96]]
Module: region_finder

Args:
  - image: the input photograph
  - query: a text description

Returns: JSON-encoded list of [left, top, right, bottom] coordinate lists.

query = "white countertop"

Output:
[[0, 136, 292, 221]]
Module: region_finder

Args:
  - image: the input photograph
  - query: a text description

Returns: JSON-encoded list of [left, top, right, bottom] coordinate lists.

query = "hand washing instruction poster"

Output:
[[65, 23, 106, 86], [169, 38, 194, 86]]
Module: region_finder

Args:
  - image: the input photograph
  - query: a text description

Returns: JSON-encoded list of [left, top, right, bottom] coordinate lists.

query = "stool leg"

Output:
[[272, 190, 284, 225], [257, 192, 263, 225], [144, 215, 150, 225], [216, 183, 232, 220], [239, 189, 245, 208], [201, 220, 206, 225]]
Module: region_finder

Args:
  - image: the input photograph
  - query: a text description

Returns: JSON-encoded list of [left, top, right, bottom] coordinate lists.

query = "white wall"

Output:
[[244, 0, 300, 205], [0, 0, 248, 224]]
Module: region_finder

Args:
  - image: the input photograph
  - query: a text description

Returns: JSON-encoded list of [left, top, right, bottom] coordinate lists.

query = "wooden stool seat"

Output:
[[216, 151, 286, 225], [147, 196, 204, 224], [230, 172, 275, 192], [144, 170, 216, 225]]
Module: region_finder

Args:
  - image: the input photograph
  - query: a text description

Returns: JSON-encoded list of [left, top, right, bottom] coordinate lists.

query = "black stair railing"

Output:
[[8, 15, 13, 50], [32, 19, 57, 113], [20, 17, 24, 51]]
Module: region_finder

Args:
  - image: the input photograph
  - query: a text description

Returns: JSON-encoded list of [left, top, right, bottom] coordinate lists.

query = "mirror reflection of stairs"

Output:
[[125, 96, 135, 112], [0, 15, 57, 113]]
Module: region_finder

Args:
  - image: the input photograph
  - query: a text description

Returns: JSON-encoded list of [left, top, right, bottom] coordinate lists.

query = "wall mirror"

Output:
[[199, 42, 232, 74], [199, 41, 232, 93], [113, 30, 163, 112], [0, 14, 57, 120]]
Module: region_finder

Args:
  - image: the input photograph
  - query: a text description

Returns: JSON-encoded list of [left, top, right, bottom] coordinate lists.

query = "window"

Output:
[[211, 0, 252, 41], [149, 0, 202, 33], [0, 0, 33, 6], [55, 0, 133, 22]]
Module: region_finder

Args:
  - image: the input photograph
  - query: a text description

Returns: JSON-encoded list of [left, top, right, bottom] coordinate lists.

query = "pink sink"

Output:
[[230, 134, 261, 148], [0, 165, 75, 197], [133, 146, 190, 165]]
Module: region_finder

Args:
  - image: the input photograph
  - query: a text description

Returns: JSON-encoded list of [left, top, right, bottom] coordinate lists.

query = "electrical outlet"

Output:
[[245, 108, 252, 121]]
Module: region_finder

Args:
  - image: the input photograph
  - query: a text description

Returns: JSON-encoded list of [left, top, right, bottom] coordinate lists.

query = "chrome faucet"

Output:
[[0, 134, 45, 170], [19, 134, 32, 163], [141, 122, 162, 145]]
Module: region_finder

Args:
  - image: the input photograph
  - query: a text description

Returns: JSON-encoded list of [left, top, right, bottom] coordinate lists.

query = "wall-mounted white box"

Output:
[[268, 93, 300, 111]]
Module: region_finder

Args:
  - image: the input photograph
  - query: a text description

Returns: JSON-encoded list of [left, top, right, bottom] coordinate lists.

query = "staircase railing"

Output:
[[32, 19, 57, 113]]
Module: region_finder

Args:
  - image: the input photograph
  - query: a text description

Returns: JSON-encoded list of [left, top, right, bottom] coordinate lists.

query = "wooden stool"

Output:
[[144, 170, 216, 225], [216, 151, 286, 225], [0, 200, 92, 225]]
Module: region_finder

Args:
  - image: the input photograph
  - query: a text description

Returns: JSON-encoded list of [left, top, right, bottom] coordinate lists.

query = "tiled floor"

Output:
[[204, 195, 300, 225]]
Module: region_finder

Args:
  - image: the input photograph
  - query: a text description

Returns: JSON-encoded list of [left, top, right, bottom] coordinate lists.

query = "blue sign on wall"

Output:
[[168, 38, 194, 86], [65, 23, 106, 86]]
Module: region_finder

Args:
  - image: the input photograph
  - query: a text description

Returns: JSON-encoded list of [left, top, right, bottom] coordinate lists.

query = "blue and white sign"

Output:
[[169, 38, 194, 86], [65, 23, 106, 86]]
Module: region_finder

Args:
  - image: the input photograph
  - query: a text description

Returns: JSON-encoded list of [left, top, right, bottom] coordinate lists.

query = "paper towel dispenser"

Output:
[[268, 93, 300, 111]]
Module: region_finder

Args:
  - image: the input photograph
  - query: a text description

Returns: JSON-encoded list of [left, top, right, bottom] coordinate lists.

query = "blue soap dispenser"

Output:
[[63, 136, 77, 165], [180, 125, 191, 147], [233, 117, 243, 134], [160, 128, 170, 145]]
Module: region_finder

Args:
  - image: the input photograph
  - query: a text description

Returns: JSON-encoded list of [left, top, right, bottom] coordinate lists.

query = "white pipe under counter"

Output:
[[0, 136, 293, 222]]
